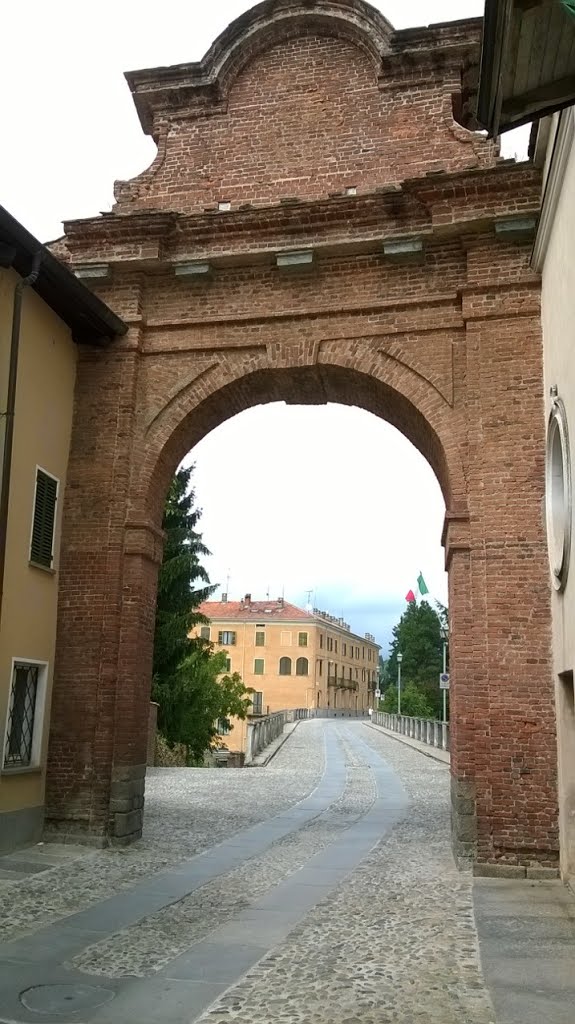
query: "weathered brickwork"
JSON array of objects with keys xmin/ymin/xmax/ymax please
[{"xmin": 46, "ymin": 0, "xmax": 558, "ymax": 868}]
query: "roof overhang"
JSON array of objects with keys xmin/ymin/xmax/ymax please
[
  {"xmin": 477, "ymin": 0, "xmax": 575, "ymax": 136},
  {"xmin": 0, "ymin": 206, "xmax": 127, "ymax": 345}
]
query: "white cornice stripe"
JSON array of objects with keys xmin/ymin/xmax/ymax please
[{"xmin": 532, "ymin": 107, "xmax": 575, "ymax": 272}]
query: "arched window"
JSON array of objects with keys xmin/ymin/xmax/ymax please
[
  {"xmin": 279, "ymin": 657, "xmax": 292, "ymax": 675},
  {"xmin": 296, "ymin": 657, "xmax": 309, "ymax": 676}
]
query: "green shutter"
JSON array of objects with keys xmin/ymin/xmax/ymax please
[
  {"xmin": 30, "ymin": 470, "xmax": 58, "ymax": 567},
  {"xmin": 254, "ymin": 659, "xmax": 264, "ymax": 675}
]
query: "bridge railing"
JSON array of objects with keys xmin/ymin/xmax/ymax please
[
  {"xmin": 371, "ymin": 711, "xmax": 450, "ymax": 753},
  {"xmin": 245, "ymin": 711, "xmax": 290, "ymax": 764}
]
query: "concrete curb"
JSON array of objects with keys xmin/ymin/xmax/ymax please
[
  {"xmin": 247, "ymin": 720, "xmax": 301, "ymax": 767},
  {"xmin": 363, "ymin": 721, "xmax": 450, "ymax": 765}
]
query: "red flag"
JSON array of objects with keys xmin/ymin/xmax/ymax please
[{"xmin": 405, "ymin": 589, "xmax": 416, "ymax": 603}]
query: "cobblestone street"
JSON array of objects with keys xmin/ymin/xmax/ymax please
[{"xmin": 0, "ymin": 720, "xmax": 501, "ymax": 1023}]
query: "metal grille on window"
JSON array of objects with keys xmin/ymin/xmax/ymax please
[
  {"xmin": 30, "ymin": 470, "xmax": 58, "ymax": 568},
  {"xmin": 4, "ymin": 663, "xmax": 39, "ymax": 768},
  {"xmin": 252, "ymin": 691, "xmax": 263, "ymax": 714}
]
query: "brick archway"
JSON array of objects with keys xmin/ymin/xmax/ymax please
[{"xmin": 46, "ymin": 0, "xmax": 558, "ymax": 870}]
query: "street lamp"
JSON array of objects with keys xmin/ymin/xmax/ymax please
[
  {"xmin": 397, "ymin": 652, "xmax": 403, "ymax": 716},
  {"xmin": 440, "ymin": 626, "xmax": 448, "ymax": 723}
]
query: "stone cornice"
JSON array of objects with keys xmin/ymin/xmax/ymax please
[{"xmin": 60, "ymin": 165, "xmax": 541, "ymax": 275}]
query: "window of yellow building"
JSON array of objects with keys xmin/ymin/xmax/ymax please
[
  {"xmin": 298, "ymin": 632, "xmax": 308, "ymax": 647},
  {"xmin": 296, "ymin": 657, "xmax": 308, "ymax": 676},
  {"xmin": 255, "ymin": 629, "xmax": 265, "ymax": 646},
  {"xmin": 218, "ymin": 630, "xmax": 236, "ymax": 645},
  {"xmin": 200, "ymin": 626, "xmax": 210, "ymax": 640},
  {"xmin": 30, "ymin": 468, "xmax": 58, "ymax": 569},
  {"xmin": 280, "ymin": 631, "xmax": 292, "ymax": 646},
  {"xmin": 254, "ymin": 659, "xmax": 264, "ymax": 675},
  {"xmin": 279, "ymin": 657, "xmax": 292, "ymax": 675},
  {"xmin": 3, "ymin": 661, "xmax": 47, "ymax": 769}
]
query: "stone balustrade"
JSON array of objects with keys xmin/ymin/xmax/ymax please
[
  {"xmin": 245, "ymin": 711, "xmax": 291, "ymax": 764},
  {"xmin": 371, "ymin": 711, "xmax": 450, "ymax": 753}
]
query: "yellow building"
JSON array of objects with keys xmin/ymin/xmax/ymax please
[
  {"xmin": 193, "ymin": 595, "xmax": 380, "ymax": 752},
  {"xmin": 0, "ymin": 207, "xmax": 125, "ymax": 852}
]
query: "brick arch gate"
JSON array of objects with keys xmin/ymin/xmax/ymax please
[{"xmin": 46, "ymin": 0, "xmax": 559, "ymax": 870}]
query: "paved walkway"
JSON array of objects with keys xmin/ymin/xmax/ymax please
[{"xmin": 0, "ymin": 720, "xmax": 572, "ymax": 1023}]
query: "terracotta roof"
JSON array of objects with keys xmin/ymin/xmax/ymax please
[{"xmin": 198, "ymin": 600, "xmax": 311, "ymax": 622}]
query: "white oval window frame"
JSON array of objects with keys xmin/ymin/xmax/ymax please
[{"xmin": 545, "ymin": 397, "xmax": 572, "ymax": 592}]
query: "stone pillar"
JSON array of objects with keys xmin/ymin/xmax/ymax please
[
  {"xmin": 446, "ymin": 287, "xmax": 558, "ymax": 870},
  {"xmin": 46, "ymin": 344, "xmax": 148, "ymax": 845}
]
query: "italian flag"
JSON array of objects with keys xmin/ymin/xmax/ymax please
[{"xmin": 405, "ymin": 572, "xmax": 429, "ymax": 603}]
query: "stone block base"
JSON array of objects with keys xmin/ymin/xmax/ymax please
[
  {"xmin": 451, "ymin": 774, "xmax": 477, "ymax": 865},
  {"xmin": 0, "ymin": 804, "xmax": 44, "ymax": 854},
  {"xmin": 109, "ymin": 763, "xmax": 146, "ymax": 843},
  {"xmin": 473, "ymin": 863, "xmax": 560, "ymax": 879}
]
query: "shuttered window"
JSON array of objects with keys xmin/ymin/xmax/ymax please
[
  {"xmin": 30, "ymin": 469, "xmax": 58, "ymax": 568},
  {"xmin": 218, "ymin": 631, "xmax": 236, "ymax": 645},
  {"xmin": 254, "ymin": 659, "xmax": 264, "ymax": 675}
]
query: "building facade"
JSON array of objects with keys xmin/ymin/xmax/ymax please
[
  {"xmin": 475, "ymin": 0, "xmax": 575, "ymax": 883},
  {"xmin": 0, "ymin": 207, "xmax": 124, "ymax": 852},
  {"xmin": 532, "ymin": 111, "xmax": 575, "ymax": 882},
  {"xmin": 193, "ymin": 597, "xmax": 379, "ymax": 751}
]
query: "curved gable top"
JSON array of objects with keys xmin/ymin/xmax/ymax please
[{"xmin": 126, "ymin": 0, "xmax": 394, "ymax": 136}]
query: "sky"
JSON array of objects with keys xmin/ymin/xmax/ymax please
[{"xmin": 0, "ymin": 1, "xmax": 529, "ymax": 652}]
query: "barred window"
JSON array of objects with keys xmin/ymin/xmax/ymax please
[
  {"xmin": 255, "ymin": 630, "xmax": 265, "ymax": 647},
  {"xmin": 3, "ymin": 662, "xmax": 45, "ymax": 768},
  {"xmin": 252, "ymin": 691, "xmax": 263, "ymax": 715},
  {"xmin": 298, "ymin": 632, "xmax": 308, "ymax": 647}
]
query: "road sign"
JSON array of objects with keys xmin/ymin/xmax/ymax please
[
  {"xmin": 439, "ymin": 672, "xmax": 450, "ymax": 690},
  {"xmin": 374, "ymin": 689, "xmax": 381, "ymax": 699}
]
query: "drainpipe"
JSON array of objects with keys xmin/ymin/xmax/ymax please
[{"xmin": 0, "ymin": 251, "xmax": 43, "ymax": 626}]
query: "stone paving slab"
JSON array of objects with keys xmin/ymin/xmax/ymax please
[{"xmin": 474, "ymin": 877, "xmax": 575, "ymax": 1024}]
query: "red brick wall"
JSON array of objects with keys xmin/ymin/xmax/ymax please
[{"xmin": 46, "ymin": 0, "xmax": 558, "ymax": 868}]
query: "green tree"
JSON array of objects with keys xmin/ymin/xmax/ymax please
[
  {"xmin": 153, "ymin": 465, "xmax": 215, "ymax": 686},
  {"xmin": 386, "ymin": 600, "xmax": 445, "ymax": 717},
  {"xmin": 381, "ymin": 682, "xmax": 434, "ymax": 717},
  {"xmin": 159, "ymin": 648, "xmax": 254, "ymax": 763}
]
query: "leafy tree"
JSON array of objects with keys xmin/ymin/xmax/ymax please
[
  {"xmin": 381, "ymin": 682, "xmax": 434, "ymax": 718},
  {"xmin": 153, "ymin": 465, "xmax": 215, "ymax": 685},
  {"xmin": 386, "ymin": 600, "xmax": 445, "ymax": 717},
  {"xmin": 158, "ymin": 648, "xmax": 254, "ymax": 764}
]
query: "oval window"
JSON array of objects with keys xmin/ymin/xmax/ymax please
[{"xmin": 545, "ymin": 398, "xmax": 572, "ymax": 591}]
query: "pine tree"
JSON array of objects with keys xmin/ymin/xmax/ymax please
[
  {"xmin": 153, "ymin": 465, "xmax": 214, "ymax": 685},
  {"xmin": 152, "ymin": 465, "xmax": 253, "ymax": 760}
]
